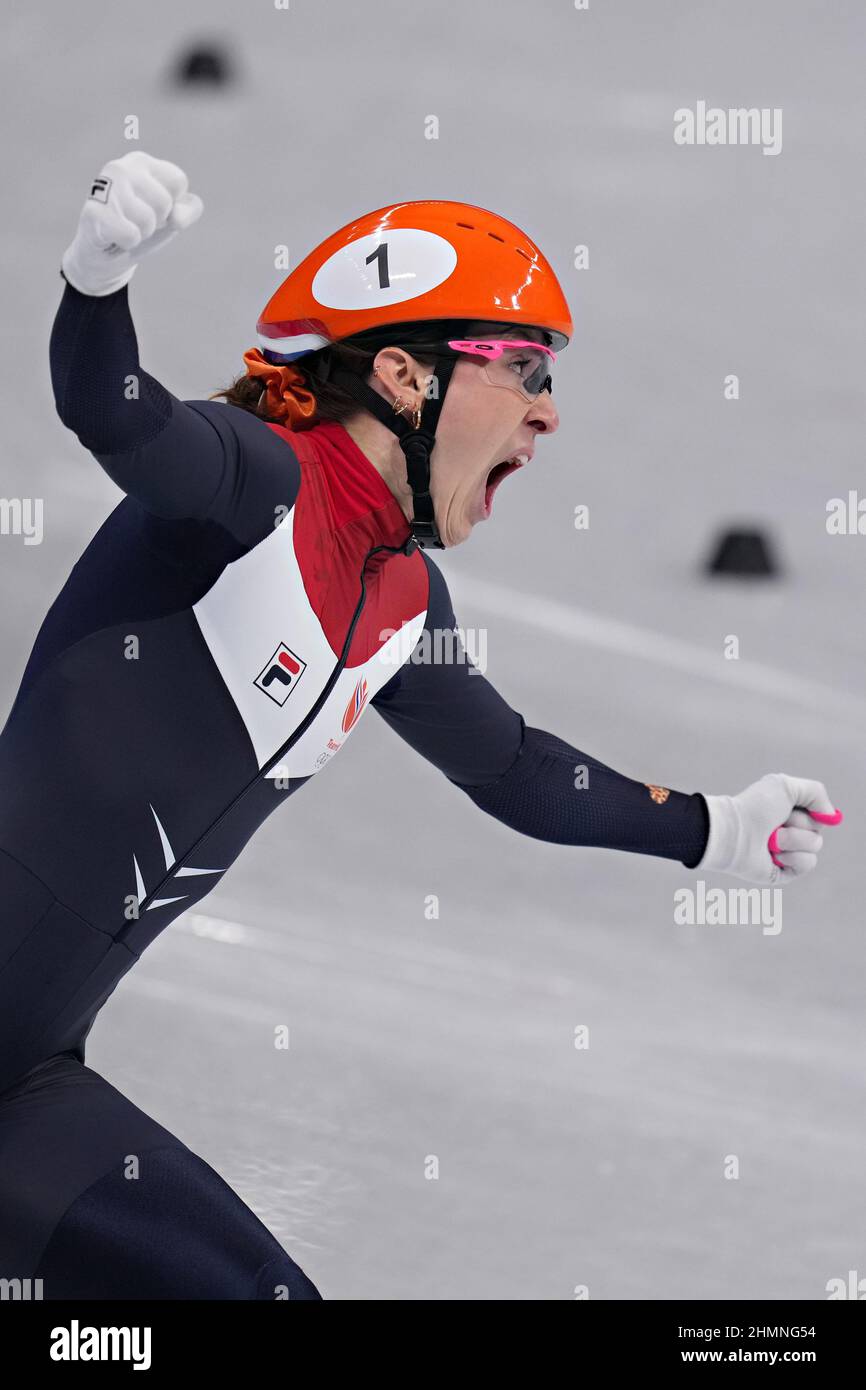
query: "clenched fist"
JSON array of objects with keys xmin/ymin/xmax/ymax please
[
  {"xmin": 699, "ymin": 773, "xmax": 843, "ymax": 885},
  {"xmin": 61, "ymin": 151, "xmax": 204, "ymax": 297}
]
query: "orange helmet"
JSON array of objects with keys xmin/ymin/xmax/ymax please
[
  {"xmin": 256, "ymin": 199, "xmax": 572, "ymax": 357},
  {"xmin": 254, "ymin": 201, "xmax": 572, "ymax": 550}
]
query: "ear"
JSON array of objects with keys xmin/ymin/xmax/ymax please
[{"xmin": 372, "ymin": 346, "xmax": 425, "ymax": 393}]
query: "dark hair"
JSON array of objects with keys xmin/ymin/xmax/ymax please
[
  {"xmin": 211, "ymin": 326, "xmax": 440, "ymax": 427},
  {"xmin": 211, "ymin": 319, "xmax": 548, "ymax": 426}
]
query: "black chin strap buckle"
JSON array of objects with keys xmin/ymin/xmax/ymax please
[{"xmin": 406, "ymin": 517, "xmax": 443, "ymax": 550}]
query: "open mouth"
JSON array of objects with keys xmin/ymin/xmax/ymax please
[{"xmin": 484, "ymin": 453, "xmax": 530, "ymax": 516}]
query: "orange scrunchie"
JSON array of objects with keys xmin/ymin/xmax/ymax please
[{"xmin": 242, "ymin": 347, "xmax": 319, "ymax": 430}]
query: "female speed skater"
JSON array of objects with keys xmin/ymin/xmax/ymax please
[{"xmin": 0, "ymin": 152, "xmax": 842, "ymax": 1299}]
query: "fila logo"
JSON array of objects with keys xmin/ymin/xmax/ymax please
[
  {"xmin": 255, "ymin": 642, "xmax": 308, "ymax": 706},
  {"xmin": 341, "ymin": 677, "xmax": 369, "ymax": 734},
  {"xmin": 88, "ymin": 176, "xmax": 112, "ymax": 202}
]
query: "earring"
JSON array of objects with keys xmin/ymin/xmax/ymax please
[{"xmin": 391, "ymin": 397, "xmax": 423, "ymax": 429}]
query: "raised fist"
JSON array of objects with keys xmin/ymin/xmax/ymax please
[{"xmin": 61, "ymin": 151, "xmax": 204, "ymax": 297}]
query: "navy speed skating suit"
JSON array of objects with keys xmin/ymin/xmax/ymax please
[{"xmin": 0, "ymin": 282, "xmax": 708, "ymax": 1298}]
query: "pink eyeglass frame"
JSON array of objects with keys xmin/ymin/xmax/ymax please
[{"xmin": 446, "ymin": 338, "xmax": 557, "ymax": 363}]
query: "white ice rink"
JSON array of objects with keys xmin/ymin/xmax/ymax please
[{"xmin": 1, "ymin": 0, "xmax": 864, "ymax": 1298}]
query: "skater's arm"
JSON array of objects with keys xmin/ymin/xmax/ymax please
[
  {"xmin": 49, "ymin": 279, "xmax": 300, "ymax": 535},
  {"xmin": 50, "ymin": 150, "xmax": 298, "ymax": 535},
  {"xmin": 372, "ymin": 555, "xmax": 709, "ymax": 868}
]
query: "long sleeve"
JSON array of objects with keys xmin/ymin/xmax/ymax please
[
  {"xmin": 373, "ymin": 555, "xmax": 710, "ymax": 868},
  {"xmin": 49, "ymin": 277, "xmax": 300, "ymax": 538}
]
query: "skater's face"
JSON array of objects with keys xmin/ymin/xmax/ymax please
[
  {"xmin": 368, "ymin": 327, "xmax": 560, "ymax": 548},
  {"xmin": 428, "ymin": 329, "xmax": 560, "ymax": 547}
]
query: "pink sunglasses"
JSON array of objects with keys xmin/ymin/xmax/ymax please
[{"xmin": 446, "ymin": 338, "xmax": 556, "ymax": 398}]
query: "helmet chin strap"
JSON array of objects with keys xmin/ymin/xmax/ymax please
[{"xmin": 327, "ymin": 356, "xmax": 457, "ymax": 552}]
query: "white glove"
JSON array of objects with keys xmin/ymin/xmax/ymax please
[
  {"xmin": 61, "ymin": 151, "xmax": 204, "ymax": 297},
  {"xmin": 698, "ymin": 773, "xmax": 842, "ymax": 885}
]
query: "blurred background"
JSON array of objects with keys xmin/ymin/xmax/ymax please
[{"xmin": 1, "ymin": 0, "xmax": 864, "ymax": 1298}]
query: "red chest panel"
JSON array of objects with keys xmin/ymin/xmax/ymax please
[{"xmin": 267, "ymin": 420, "xmax": 428, "ymax": 665}]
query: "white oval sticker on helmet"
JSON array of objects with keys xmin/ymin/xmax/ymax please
[{"xmin": 311, "ymin": 228, "xmax": 458, "ymax": 310}]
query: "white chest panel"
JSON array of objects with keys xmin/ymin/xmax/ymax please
[{"xmin": 192, "ymin": 507, "xmax": 425, "ymax": 778}]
